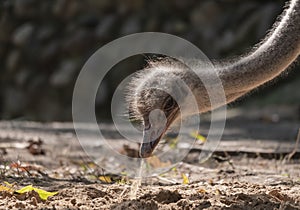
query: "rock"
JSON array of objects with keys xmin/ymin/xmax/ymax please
[
  {"xmin": 77, "ymin": 14, "xmax": 99, "ymax": 29},
  {"xmin": 13, "ymin": 23, "xmax": 34, "ymax": 46},
  {"xmin": 6, "ymin": 50, "xmax": 21, "ymax": 72},
  {"xmin": 52, "ymin": 0, "xmax": 80, "ymax": 20},
  {"xmin": 27, "ymin": 74, "xmax": 47, "ymax": 93},
  {"xmin": 173, "ymin": 0, "xmax": 196, "ymax": 10},
  {"xmin": 39, "ymin": 41, "xmax": 60, "ymax": 65},
  {"xmin": 117, "ymin": 0, "xmax": 144, "ymax": 14},
  {"xmin": 120, "ymin": 15, "xmax": 141, "ymax": 35},
  {"xmin": 95, "ymin": 15, "xmax": 117, "ymax": 39},
  {"xmin": 36, "ymin": 26, "xmax": 55, "ymax": 42},
  {"xmin": 50, "ymin": 60, "xmax": 78, "ymax": 87},
  {"xmin": 62, "ymin": 29, "xmax": 94, "ymax": 54},
  {"xmin": 86, "ymin": 0, "xmax": 111, "ymax": 11},
  {"xmin": 190, "ymin": 1, "xmax": 221, "ymax": 37},
  {"xmin": 14, "ymin": 0, "xmax": 38, "ymax": 18},
  {"xmin": 15, "ymin": 68, "xmax": 30, "ymax": 86},
  {"xmin": 0, "ymin": 12, "xmax": 13, "ymax": 42},
  {"xmin": 0, "ymin": 44, "xmax": 5, "ymax": 59},
  {"xmin": 163, "ymin": 20, "xmax": 187, "ymax": 34},
  {"xmin": 144, "ymin": 17, "xmax": 159, "ymax": 31}
]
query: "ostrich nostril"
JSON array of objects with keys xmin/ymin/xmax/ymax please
[
  {"xmin": 150, "ymin": 139, "xmax": 156, "ymax": 148},
  {"xmin": 139, "ymin": 143, "xmax": 153, "ymax": 158}
]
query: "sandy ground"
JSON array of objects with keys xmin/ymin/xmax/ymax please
[
  {"xmin": 0, "ymin": 108, "xmax": 299, "ymax": 209},
  {"xmin": 1, "ymin": 157, "xmax": 299, "ymax": 210}
]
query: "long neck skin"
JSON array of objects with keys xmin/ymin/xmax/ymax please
[{"xmin": 216, "ymin": 0, "xmax": 300, "ymax": 103}]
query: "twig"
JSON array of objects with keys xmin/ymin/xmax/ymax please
[
  {"xmin": 119, "ymin": 186, "xmax": 128, "ymax": 197},
  {"xmin": 156, "ymin": 176, "xmax": 178, "ymax": 184},
  {"xmin": 285, "ymin": 128, "xmax": 300, "ymax": 161}
]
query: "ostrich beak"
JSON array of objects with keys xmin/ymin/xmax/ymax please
[
  {"xmin": 140, "ymin": 127, "xmax": 164, "ymax": 158},
  {"xmin": 139, "ymin": 109, "xmax": 179, "ymax": 158}
]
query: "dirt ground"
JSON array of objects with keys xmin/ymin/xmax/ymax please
[{"xmin": 0, "ymin": 107, "xmax": 300, "ymax": 209}]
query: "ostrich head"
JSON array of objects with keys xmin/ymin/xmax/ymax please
[
  {"xmin": 127, "ymin": 58, "xmax": 200, "ymax": 158},
  {"xmin": 134, "ymin": 88, "xmax": 180, "ymax": 158}
]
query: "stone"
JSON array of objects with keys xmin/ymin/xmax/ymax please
[
  {"xmin": 117, "ymin": 0, "xmax": 144, "ymax": 14},
  {"xmin": 37, "ymin": 26, "xmax": 55, "ymax": 42},
  {"xmin": 77, "ymin": 14, "xmax": 99, "ymax": 29},
  {"xmin": 14, "ymin": 0, "xmax": 38, "ymax": 18},
  {"xmin": 0, "ymin": 12, "xmax": 13, "ymax": 42},
  {"xmin": 0, "ymin": 44, "xmax": 5, "ymax": 59},
  {"xmin": 6, "ymin": 50, "xmax": 21, "ymax": 72},
  {"xmin": 13, "ymin": 23, "xmax": 34, "ymax": 46},
  {"xmin": 50, "ymin": 60, "xmax": 78, "ymax": 87},
  {"xmin": 62, "ymin": 29, "xmax": 94, "ymax": 54},
  {"xmin": 52, "ymin": 0, "xmax": 80, "ymax": 20},
  {"xmin": 163, "ymin": 20, "xmax": 186, "ymax": 34},
  {"xmin": 120, "ymin": 15, "xmax": 141, "ymax": 35},
  {"xmin": 27, "ymin": 75, "xmax": 47, "ymax": 94},
  {"xmin": 39, "ymin": 41, "xmax": 60, "ymax": 65},
  {"xmin": 95, "ymin": 15, "xmax": 116, "ymax": 39},
  {"xmin": 15, "ymin": 68, "xmax": 30, "ymax": 86},
  {"xmin": 86, "ymin": 0, "xmax": 111, "ymax": 11}
]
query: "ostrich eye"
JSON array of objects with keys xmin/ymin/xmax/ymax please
[{"xmin": 163, "ymin": 96, "xmax": 176, "ymax": 112}]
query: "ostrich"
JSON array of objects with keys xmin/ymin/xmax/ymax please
[{"xmin": 127, "ymin": 0, "xmax": 300, "ymax": 158}]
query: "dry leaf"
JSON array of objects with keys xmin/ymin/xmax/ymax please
[
  {"xmin": 16, "ymin": 185, "xmax": 58, "ymax": 200},
  {"xmin": 181, "ymin": 173, "xmax": 189, "ymax": 184},
  {"xmin": 0, "ymin": 184, "xmax": 14, "ymax": 193},
  {"xmin": 198, "ymin": 188, "xmax": 207, "ymax": 194},
  {"xmin": 190, "ymin": 131, "xmax": 206, "ymax": 143},
  {"xmin": 99, "ymin": 176, "xmax": 112, "ymax": 183},
  {"xmin": 146, "ymin": 156, "xmax": 171, "ymax": 168}
]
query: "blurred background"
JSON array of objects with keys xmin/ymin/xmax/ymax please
[{"xmin": 0, "ymin": 0, "xmax": 299, "ymax": 122}]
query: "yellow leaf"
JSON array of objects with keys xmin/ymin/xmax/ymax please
[
  {"xmin": 99, "ymin": 176, "xmax": 112, "ymax": 183},
  {"xmin": 16, "ymin": 185, "xmax": 34, "ymax": 193},
  {"xmin": 16, "ymin": 185, "xmax": 58, "ymax": 200},
  {"xmin": 3, "ymin": 182, "xmax": 14, "ymax": 187},
  {"xmin": 0, "ymin": 185, "xmax": 14, "ymax": 193},
  {"xmin": 190, "ymin": 131, "xmax": 206, "ymax": 143},
  {"xmin": 0, "ymin": 182, "xmax": 16, "ymax": 193},
  {"xmin": 120, "ymin": 171, "xmax": 128, "ymax": 176},
  {"xmin": 117, "ymin": 178, "xmax": 127, "ymax": 185},
  {"xmin": 181, "ymin": 173, "xmax": 189, "ymax": 184},
  {"xmin": 168, "ymin": 138, "xmax": 178, "ymax": 149},
  {"xmin": 33, "ymin": 188, "xmax": 58, "ymax": 200}
]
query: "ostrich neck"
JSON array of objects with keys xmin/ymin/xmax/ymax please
[
  {"xmin": 215, "ymin": 0, "xmax": 300, "ymax": 102},
  {"xmin": 133, "ymin": 0, "xmax": 300, "ymax": 116}
]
